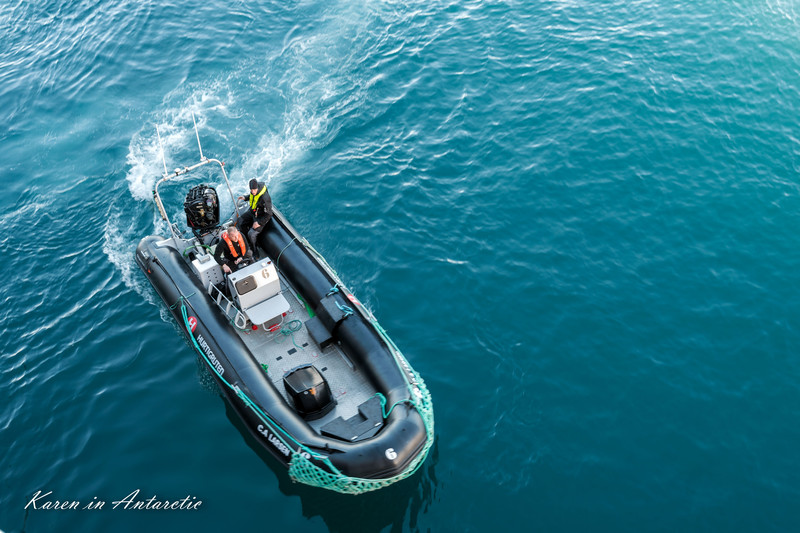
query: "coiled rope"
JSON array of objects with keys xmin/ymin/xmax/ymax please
[{"xmin": 272, "ymin": 319, "xmax": 305, "ymax": 351}]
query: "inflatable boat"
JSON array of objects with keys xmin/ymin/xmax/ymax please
[{"xmin": 134, "ymin": 118, "xmax": 433, "ymax": 494}]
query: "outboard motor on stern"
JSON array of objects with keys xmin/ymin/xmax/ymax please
[{"xmin": 184, "ymin": 184, "xmax": 219, "ymax": 235}]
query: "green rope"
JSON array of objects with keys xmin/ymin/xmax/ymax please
[
  {"xmin": 182, "ymin": 243, "xmax": 212, "ymax": 257},
  {"xmin": 326, "ymin": 285, "xmax": 353, "ymax": 318},
  {"xmin": 335, "ymin": 301, "xmax": 354, "ymax": 317},
  {"xmin": 169, "ymin": 292, "xmax": 196, "ymax": 309},
  {"xmin": 373, "ymin": 392, "xmax": 415, "ymax": 419},
  {"xmin": 273, "ymin": 319, "xmax": 304, "ymax": 351}
]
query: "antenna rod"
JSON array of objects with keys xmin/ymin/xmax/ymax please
[
  {"xmin": 192, "ymin": 112, "xmax": 205, "ymax": 160},
  {"xmin": 156, "ymin": 125, "xmax": 168, "ymax": 177}
]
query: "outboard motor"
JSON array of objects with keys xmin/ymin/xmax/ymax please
[{"xmin": 184, "ymin": 184, "xmax": 219, "ymax": 234}]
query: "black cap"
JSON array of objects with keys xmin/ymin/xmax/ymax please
[{"xmin": 249, "ymin": 179, "xmax": 259, "ymax": 190}]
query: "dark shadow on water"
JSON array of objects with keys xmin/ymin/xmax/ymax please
[{"xmin": 224, "ymin": 400, "xmax": 440, "ymax": 532}]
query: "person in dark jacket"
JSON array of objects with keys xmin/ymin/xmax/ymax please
[
  {"xmin": 214, "ymin": 225, "xmax": 253, "ymax": 274},
  {"xmin": 237, "ymin": 178, "xmax": 272, "ymax": 250}
]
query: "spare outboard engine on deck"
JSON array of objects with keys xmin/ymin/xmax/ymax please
[
  {"xmin": 184, "ymin": 184, "xmax": 219, "ymax": 235},
  {"xmin": 283, "ymin": 364, "xmax": 336, "ymax": 420}
]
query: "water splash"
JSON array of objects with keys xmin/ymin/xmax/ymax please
[
  {"xmin": 102, "ymin": 209, "xmax": 154, "ymax": 301},
  {"xmin": 125, "ymin": 84, "xmax": 235, "ymax": 202},
  {"xmin": 233, "ymin": 2, "xmax": 381, "ymax": 186},
  {"xmin": 108, "ymin": 0, "xmax": 383, "ymax": 311}
]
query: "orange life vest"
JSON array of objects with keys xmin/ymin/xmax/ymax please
[{"xmin": 221, "ymin": 231, "xmax": 246, "ymax": 258}]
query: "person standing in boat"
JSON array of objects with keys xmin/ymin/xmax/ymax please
[
  {"xmin": 237, "ymin": 178, "xmax": 272, "ymax": 251},
  {"xmin": 214, "ymin": 225, "xmax": 254, "ymax": 274}
]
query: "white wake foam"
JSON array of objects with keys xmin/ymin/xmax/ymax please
[
  {"xmin": 109, "ymin": 1, "xmax": 380, "ymax": 306},
  {"xmin": 233, "ymin": 2, "xmax": 378, "ymax": 187}
]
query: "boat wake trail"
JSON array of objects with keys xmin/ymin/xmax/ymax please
[
  {"xmin": 107, "ymin": 0, "xmax": 386, "ymax": 303},
  {"xmin": 104, "ymin": 86, "xmax": 236, "ymax": 308},
  {"xmin": 235, "ymin": 2, "xmax": 384, "ymax": 187}
]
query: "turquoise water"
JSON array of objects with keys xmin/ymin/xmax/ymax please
[{"xmin": 3, "ymin": 0, "xmax": 800, "ymax": 530}]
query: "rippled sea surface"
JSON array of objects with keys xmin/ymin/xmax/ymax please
[{"xmin": 3, "ymin": 0, "xmax": 800, "ymax": 531}]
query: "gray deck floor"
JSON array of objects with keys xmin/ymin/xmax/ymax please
[{"xmin": 234, "ymin": 273, "xmax": 376, "ymax": 432}]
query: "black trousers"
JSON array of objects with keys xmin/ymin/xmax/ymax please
[{"xmin": 237, "ymin": 210, "xmax": 265, "ymax": 249}]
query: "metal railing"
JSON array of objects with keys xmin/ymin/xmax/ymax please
[
  {"xmin": 153, "ymin": 112, "xmax": 244, "ymax": 242},
  {"xmin": 207, "ymin": 281, "xmax": 248, "ymax": 330}
]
